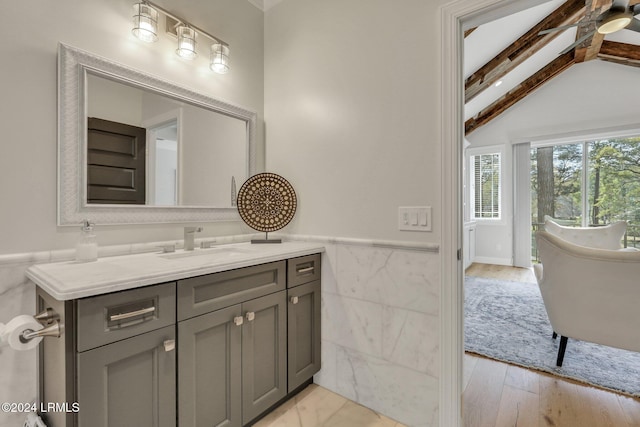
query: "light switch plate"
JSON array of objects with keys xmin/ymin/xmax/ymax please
[{"xmin": 398, "ymin": 206, "xmax": 432, "ymax": 232}]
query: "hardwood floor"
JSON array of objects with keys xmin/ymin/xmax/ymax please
[
  {"xmin": 464, "ymin": 263, "xmax": 640, "ymax": 427},
  {"xmin": 465, "ymin": 262, "xmax": 536, "ymax": 283}
]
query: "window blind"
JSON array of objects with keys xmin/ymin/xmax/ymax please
[{"xmin": 472, "ymin": 153, "xmax": 501, "ymax": 219}]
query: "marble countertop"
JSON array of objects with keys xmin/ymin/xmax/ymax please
[{"xmin": 26, "ymin": 241, "xmax": 325, "ymax": 300}]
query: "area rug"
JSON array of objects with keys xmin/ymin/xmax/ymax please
[{"xmin": 464, "ymin": 275, "xmax": 640, "ymax": 397}]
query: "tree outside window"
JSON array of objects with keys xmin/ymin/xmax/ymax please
[{"xmin": 530, "ymin": 135, "xmax": 640, "ymax": 257}]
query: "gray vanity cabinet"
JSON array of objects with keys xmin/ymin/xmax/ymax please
[
  {"xmin": 177, "ymin": 261, "xmax": 287, "ymax": 426},
  {"xmin": 75, "ymin": 283, "xmax": 177, "ymax": 427},
  {"xmin": 177, "ymin": 305, "xmax": 242, "ymax": 427},
  {"xmin": 35, "ymin": 252, "xmax": 321, "ymax": 427},
  {"xmin": 36, "ymin": 281, "xmax": 177, "ymax": 427},
  {"xmin": 76, "ymin": 326, "xmax": 176, "ymax": 427},
  {"xmin": 241, "ymin": 291, "xmax": 287, "ymax": 424},
  {"xmin": 286, "ymin": 254, "xmax": 322, "ymax": 392}
]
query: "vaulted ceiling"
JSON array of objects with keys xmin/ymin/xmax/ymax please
[{"xmin": 464, "ymin": 0, "xmax": 640, "ymax": 135}]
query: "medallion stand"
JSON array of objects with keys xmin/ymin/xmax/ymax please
[{"xmin": 251, "ymin": 232, "xmax": 282, "ymax": 244}]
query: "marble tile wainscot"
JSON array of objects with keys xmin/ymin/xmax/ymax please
[{"xmin": 284, "ymin": 235, "xmax": 441, "ymax": 427}]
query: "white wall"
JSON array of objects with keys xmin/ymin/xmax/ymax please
[
  {"xmin": 465, "ymin": 145, "xmax": 513, "ymax": 266},
  {"xmin": 264, "ymin": 1, "xmax": 445, "ymax": 425},
  {"xmin": 0, "ymin": 0, "xmax": 264, "ymax": 255},
  {"xmin": 466, "ymin": 59, "xmax": 640, "ymax": 263},
  {"xmin": 264, "ymin": 0, "xmax": 444, "ymax": 244}
]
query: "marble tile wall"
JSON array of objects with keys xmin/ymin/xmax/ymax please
[
  {"xmin": 314, "ymin": 241, "xmax": 441, "ymax": 427},
  {"xmin": 0, "ymin": 254, "xmax": 44, "ymax": 427},
  {"xmin": 0, "ymin": 235, "xmax": 440, "ymax": 427}
]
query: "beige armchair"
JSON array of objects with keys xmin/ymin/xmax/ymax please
[{"xmin": 534, "ymin": 230, "xmax": 640, "ymax": 366}]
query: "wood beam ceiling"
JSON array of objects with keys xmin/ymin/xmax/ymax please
[
  {"xmin": 465, "ymin": 52, "xmax": 575, "ymax": 135},
  {"xmin": 464, "ymin": 0, "xmax": 640, "ymax": 135},
  {"xmin": 464, "ymin": 0, "xmax": 585, "ymax": 103},
  {"xmin": 598, "ymin": 40, "xmax": 640, "ymax": 66}
]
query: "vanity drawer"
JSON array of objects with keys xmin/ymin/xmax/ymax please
[
  {"xmin": 76, "ymin": 282, "xmax": 176, "ymax": 352},
  {"xmin": 177, "ymin": 261, "xmax": 286, "ymax": 321},
  {"xmin": 287, "ymin": 254, "xmax": 321, "ymax": 288}
]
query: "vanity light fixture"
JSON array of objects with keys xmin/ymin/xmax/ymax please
[
  {"xmin": 210, "ymin": 42, "xmax": 230, "ymax": 74},
  {"xmin": 131, "ymin": 1, "xmax": 230, "ymax": 73},
  {"xmin": 176, "ymin": 25, "xmax": 197, "ymax": 60},
  {"xmin": 132, "ymin": 2, "xmax": 159, "ymax": 43}
]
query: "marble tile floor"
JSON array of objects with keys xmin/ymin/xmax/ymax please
[{"xmin": 253, "ymin": 384, "xmax": 407, "ymax": 427}]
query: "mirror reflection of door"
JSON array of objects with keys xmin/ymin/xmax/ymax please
[
  {"xmin": 87, "ymin": 117, "xmax": 146, "ymax": 204},
  {"xmin": 86, "ymin": 71, "xmax": 249, "ymax": 209},
  {"xmin": 148, "ymin": 121, "xmax": 178, "ymax": 206}
]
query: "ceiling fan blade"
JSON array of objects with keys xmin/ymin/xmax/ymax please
[
  {"xmin": 625, "ymin": 17, "xmax": 640, "ymax": 32},
  {"xmin": 538, "ymin": 22, "xmax": 583, "ymax": 35},
  {"xmin": 558, "ymin": 30, "xmax": 596, "ymax": 55}
]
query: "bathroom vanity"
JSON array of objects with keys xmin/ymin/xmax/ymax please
[{"xmin": 26, "ymin": 242, "xmax": 323, "ymax": 427}]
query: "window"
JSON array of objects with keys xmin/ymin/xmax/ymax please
[
  {"xmin": 471, "ymin": 152, "xmax": 501, "ymax": 219},
  {"xmin": 530, "ymin": 134, "xmax": 640, "ymax": 261}
]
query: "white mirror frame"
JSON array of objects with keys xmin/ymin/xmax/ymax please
[{"xmin": 57, "ymin": 43, "xmax": 257, "ymax": 226}]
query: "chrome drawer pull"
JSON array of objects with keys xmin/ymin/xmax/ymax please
[
  {"xmin": 297, "ymin": 266, "xmax": 314, "ymax": 274},
  {"xmin": 109, "ymin": 306, "xmax": 156, "ymax": 322},
  {"xmin": 290, "ymin": 296, "xmax": 299, "ymax": 305}
]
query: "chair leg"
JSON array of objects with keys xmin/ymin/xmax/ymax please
[
  {"xmin": 556, "ymin": 336, "xmax": 568, "ymax": 367},
  {"xmin": 552, "ymin": 331, "xmax": 557, "ymax": 339}
]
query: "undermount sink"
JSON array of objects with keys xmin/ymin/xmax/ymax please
[{"xmin": 159, "ymin": 246, "xmax": 253, "ymax": 260}]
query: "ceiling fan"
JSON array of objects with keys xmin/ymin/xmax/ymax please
[{"xmin": 539, "ymin": 0, "xmax": 640, "ymax": 54}]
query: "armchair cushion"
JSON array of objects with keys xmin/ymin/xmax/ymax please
[{"xmin": 544, "ymin": 217, "xmax": 626, "ymax": 250}]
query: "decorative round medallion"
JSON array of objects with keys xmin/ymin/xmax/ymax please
[{"xmin": 237, "ymin": 173, "xmax": 297, "ymax": 233}]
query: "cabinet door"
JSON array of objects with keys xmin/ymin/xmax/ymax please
[
  {"xmin": 178, "ymin": 305, "xmax": 242, "ymax": 427},
  {"xmin": 76, "ymin": 325, "xmax": 176, "ymax": 427},
  {"xmin": 241, "ymin": 291, "xmax": 287, "ymax": 424},
  {"xmin": 287, "ymin": 280, "xmax": 321, "ymax": 392}
]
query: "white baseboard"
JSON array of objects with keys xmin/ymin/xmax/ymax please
[{"xmin": 472, "ymin": 256, "xmax": 513, "ymax": 266}]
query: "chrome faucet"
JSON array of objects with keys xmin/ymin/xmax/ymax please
[{"xmin": 184, "ymin": 226, "xmax": 203, "ymax": 251}]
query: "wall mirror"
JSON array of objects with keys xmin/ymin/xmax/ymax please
[{"xmin": 58, "ymin": 43, "xmax": 257, "ymax": 225}]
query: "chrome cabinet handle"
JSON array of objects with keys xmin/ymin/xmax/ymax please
[
  {"xmin": 246, "ymin": 312, "xmax": 255, "ymax": 322},
  {"xmin": 163, "ymin": 339, "xmax": 175, "ymax": 352},
  {"xmin": 109, "ymin": 306, "xmax": 155, "ymax": 322},
  {"xmin": 297, "ymin": 266, "xmax": 314, "ymax": 274},
  {"xmin": 233, "ymin": 316, "xmax": 244, "ymax": 326},
  {"xmin": 290, "ymin": 296, "xmax": 299, "ymax": 305}
]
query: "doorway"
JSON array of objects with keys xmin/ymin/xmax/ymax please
[{"xmin": 439, "ymin": 0, "xmax": 552, "ymax": 425}]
